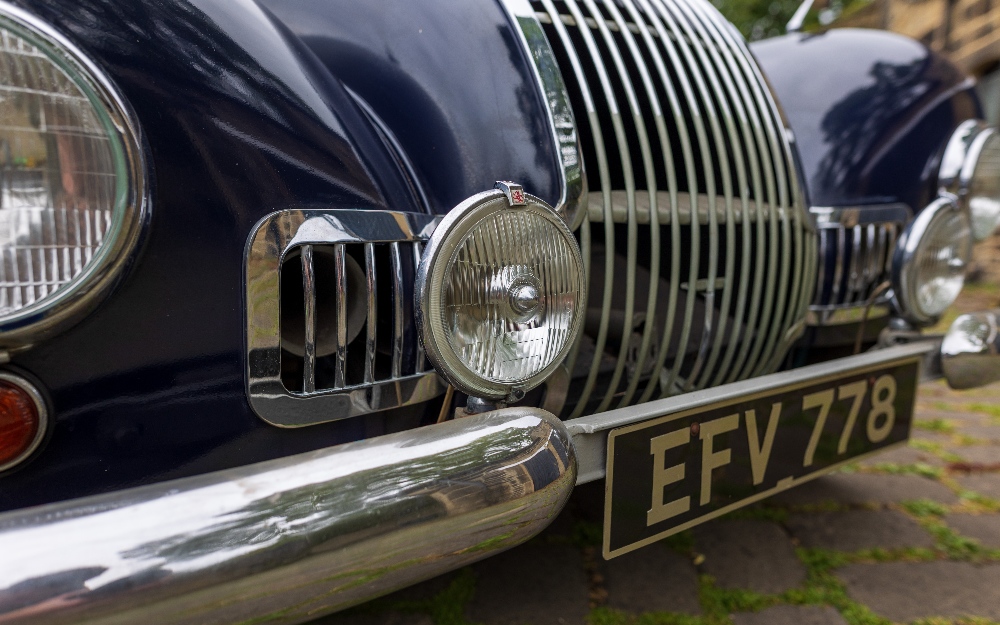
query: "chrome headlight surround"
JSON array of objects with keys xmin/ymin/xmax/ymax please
[
  {"xmin": 939, "ymin": 120, "xmax": 1000, "ymax": 241},
  {"xmin": 891, "ymin": 197, "xmax": 972, "ymax": 325},
  {"xmin": 416, "ymin": 183, "xmax": 586, "ymax": 402},
  {"xmin": 0, "ymin": 2, "xmax": 148, "ymax": 348}
]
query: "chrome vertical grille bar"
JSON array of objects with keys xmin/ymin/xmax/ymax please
[
  {"xmin": 651, "ymin": 0, "xmax": 724, "ymax": 392},
  {"xmin": 389, "ymin": 241, "xmax": 404, "ymax": 380},
  {"xmin": 684, "ymin": 0, "xmax": 767, "ymax": 389},
  {"xmin": 641, "ymin": 0, "xmax": 709, "ymax": 398},
  {"xmin": 578, "ymin": 0, "xmax": 644, "ymax": 414},
  {"xmin": 333, "ymin": 243, "xmax": 348, "ymax": 389},
  {"xmin": 541, "ymin": 0, "xmax": 617, "ymax": 421},
  {"xmin": 301, "ymin": 244, "xmax": 316, "ymax": 394},
  {"xmin": 675, "ymin": 0, "xmax": 751, "ymax": 390},
  {"xmin": 364, "ymin": 242, "xmax": 377, "ymax": 386},
  {"xmin": 632, "ymin": 0, "xmax": 693, "ymax": 405},
  {"xmin": 606, "ymin": 0, "xmax": 667, "ymax": 407},
  {"xmin": 518, "ymin": 0, "xmax": 814, "ymax": 416}
]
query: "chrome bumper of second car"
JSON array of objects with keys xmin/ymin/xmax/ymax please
[
  {"xmin": 0, "ymin": 407, "xmax": 575, "ymax": 625},
  {"xmin": 942, "ymin": 308, "xmax": 1000, "ymax": 389}
]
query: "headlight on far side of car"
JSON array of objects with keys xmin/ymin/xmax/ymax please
[
  {"xmin": 892, "ymin": 197, "xmax": 972, "ymax": 325},
  {"xmin": 940, "ymin": 120, "xmax": 1000, "ymax": 241},
  {"xmin": 416, "ymin": 182, "xmax": 586, "ymax": 404},
  {"xmin": 0, "ymin": 2, "xmax": 147, "ymax": 348}
]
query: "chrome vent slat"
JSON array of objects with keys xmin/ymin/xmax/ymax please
[
  {"xmin": 522, "ymin": 0, "xmax": 813, "ymax": 416},
  {"xmin": 333, "ymin": 243, "xmax": 348, "ymax": 389},
  {"xmin": 364, "ymin": 242, "xmax": 377, "ymax": 385},
  {"xmin": 301, "ymin": 244, "xmax": 316, "ymax": 394},
  {"xmin": 412, "ymin": 241, "xmax": 426, "ymax": 374},
  {"xmin": 389, "ymin": 241, "xmax": 405, "ymax": 380}
]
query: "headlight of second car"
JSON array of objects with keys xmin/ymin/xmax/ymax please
[
  {"xmin": 892, "ymin": 197, "xmax": 972, "ymax": 324},
  {"xmin": 965, "ymin": 130, "xmax": 1000, "ymax": 241}
]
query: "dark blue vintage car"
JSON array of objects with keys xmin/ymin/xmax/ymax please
[{"xmin": 0, "ymin": 0, "xmax": 996, "ymax": 622}]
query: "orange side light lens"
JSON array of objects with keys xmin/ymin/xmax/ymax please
[{"xmin": 0, "ymin": 380, "xmax": 40, "ymax": 468}]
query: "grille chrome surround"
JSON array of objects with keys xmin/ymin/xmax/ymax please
[
  {"xmin": 504, "ymin": 0, "xmax": 816, "ymax": 417},
  {"xmin": 808, "ymin": 204, "xmax": 909, "ymax": 326},
  {"xmin": 245, "ymin": 210, "xmax": 443, "ymax": 427}
]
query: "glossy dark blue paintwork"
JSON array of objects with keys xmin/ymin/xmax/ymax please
[
  {"xmin": 0, "ymin": 0, "xmax": 561, "ymax": 511},
  {"xmin": 753, "ymin": 29, "xmax": 981, "ymax": 212}
]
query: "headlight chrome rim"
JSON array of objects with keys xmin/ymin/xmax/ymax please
[
  {"xmin": 416, "ymin": 185, "xmax": 586, "ymax": 401},
  {"xmin": 891, "ymin": 197, "xmax": 972, "ymax": 325},
  {"xmin": 0, "ymin": 1, "xmax": 148, "ymax": 347}
]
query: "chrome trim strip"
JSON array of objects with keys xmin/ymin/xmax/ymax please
[
  {"xmin": 811, "ymin": 203, "xmax": 912, "ymax": 228},
  {"xmin": 301, "ymin": 244, "xmax": 317, "ymax": 393},
  {"xmin": 0, "ymin": 408, "xmax": 576, "ymax": 625},
  {"xmin": 567, "ymin": 342, "xmax": 935, "ymax": 484},
  {"xmin": 0, "ymin": 1, "xmax": 150, "ymax": 349},
  {"xmin": 500, "ymin": 0, "xmax": 587, "ymax": 229},
  {"xmin": 245, "ymin": 209, "xmax": 443, "ymax": 427}
]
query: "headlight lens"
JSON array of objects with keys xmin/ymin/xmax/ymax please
[
  {"xmin": 417, "ymin": 184, "xmax": 585, "ymax": 401},
  {"xmin": 966, "ymin": 131, "xmax": 1000, "ymax": 241},
  {"xmin": 893, "ymin": 198, "xmax": 972, "ymax": 323},
  {"xmin": 0, "ymin": 5, "xmax": 145, "ymax": 345}
]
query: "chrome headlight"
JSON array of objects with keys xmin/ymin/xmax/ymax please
[
  {"xmin": 892, "ymin": 198, "xmax": 972, "ymax": 324},
  {"xmin": 940, "ymin": 121, "xmax": 1000, "ymax": 241},
  {"xmin": 0, "ymin": 3, "xmax": 146, "ymax": 346},
  {"xmin": 416, "ymin": 182, "xmax": 585, "ymax": 402},
  {"xmin": 964, "ymin": 130, "xmax": 1000, "ymax": 241}
]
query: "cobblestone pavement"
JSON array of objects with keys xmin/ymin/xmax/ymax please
[{"xmin": 318, "ymin": 269, "xmax": 1000, "ymax": 625}]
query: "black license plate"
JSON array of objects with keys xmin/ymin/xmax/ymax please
[{"xmin": 604, "ymin": 357, "xmax": 920, "ymax": 558}]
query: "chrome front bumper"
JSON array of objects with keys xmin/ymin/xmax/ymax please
[
  {"xmin": 0, "ymin": 408, "xmax": 575, "ymax": 625},
  {"xmin": 0, "ymin": 335, "xmax": 995, "ymax": 625}
]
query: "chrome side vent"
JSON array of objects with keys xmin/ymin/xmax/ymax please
[
  {"xmin": 809, "ymin": 204, "xmax": 908, "ymax": 324},
  {"xmin": 245, "ymin": 210, "xmax": 442, "ymax": 427},
  {"xmin": 507, "ymin": 0, "xmax": 816, "ymax": 418}
]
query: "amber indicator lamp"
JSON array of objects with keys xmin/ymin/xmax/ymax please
[{"xmin": 0, "ymin": 378, "xmax": 45, "ymax": 472}]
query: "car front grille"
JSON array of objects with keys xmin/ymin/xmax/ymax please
[{"xmin": 514, "ymin": 0, "xmax": 816, "ymax": 416}]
